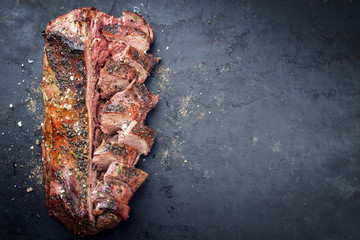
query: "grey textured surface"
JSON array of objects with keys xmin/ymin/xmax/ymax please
[{"xmin": 0, "ymin": 0, "xmax": 360, "ymax": 239}]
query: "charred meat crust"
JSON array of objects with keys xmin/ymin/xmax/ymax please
[{"xmin": 42, "ymin": 7, "xmax": 159, "ymax": 235}]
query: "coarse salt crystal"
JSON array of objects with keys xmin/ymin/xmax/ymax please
[
  {"xmin": 9, "ymin": 104, "xmax": 13, "ymax": 108},
  {"xmin": 165, "ymin": 46, "xmax": 169, "ymax": 50},
  {"xmin": 18, "ymin": 121, "xmax": 22, "ymax": 127},
  {"xmin": 70, "ymin": 76, "xmax": 74, "ymax": 80},
  {"xmin": 30, "ymin": 146, "xmax": 34, "ymax": 150},
  {"xmin": 133, "ymin": 6, "xmax": 140, "ymax": 13},
  {"xmin": 28, "ymin": 60, "xmax": 33, "ymax": 64},
  {"xmin": 63, "ymin": 104, "xmax": 72, "ymax": 110}
]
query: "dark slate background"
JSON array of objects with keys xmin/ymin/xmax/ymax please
[{"xmin": 0, "ymin": 0, "xmax": 360, "ymax": 239}]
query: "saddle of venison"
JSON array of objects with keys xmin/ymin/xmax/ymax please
[{"xmin": 41, "ymin": 7, "xmax": 159, "ymax": 235}]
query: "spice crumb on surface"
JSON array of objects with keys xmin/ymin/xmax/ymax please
[
  {"xmin": 27, "ymin": 187, "xmax": 33, "ymax": 193},
  {"xmin": 36, "ymin": 140, "xmax": 40, "ymax": 145}
]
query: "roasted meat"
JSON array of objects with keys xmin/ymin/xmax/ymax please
[
  {"xmin": 99, "ymin": 82, "xmax": 159, "ymax": 135},
  {"xmin": 41, "ymin": 7, "xmax": 159, "ymax": 235}
]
